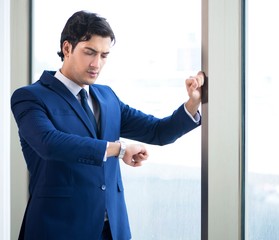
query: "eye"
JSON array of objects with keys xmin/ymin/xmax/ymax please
[
  {"xmin": 84, "ymin": 50, "xmax": 95, "ymax": 55},
  {"xmin": 101, "ymin": 53, "xmax": 109, "ymax": 59}
]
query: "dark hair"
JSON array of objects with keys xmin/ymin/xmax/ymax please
[{"xmin": 57, "ymin": 11, "xmax": 115, "ymax": 61}]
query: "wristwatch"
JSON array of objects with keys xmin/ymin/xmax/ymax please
[{"xmin": 116, "ymin": 140, "xmax": 126, "ymax": 159}]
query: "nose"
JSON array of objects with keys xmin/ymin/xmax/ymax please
[{"xmin": 90, "ymin": 55, "xmax": 101, "ymax": 69}]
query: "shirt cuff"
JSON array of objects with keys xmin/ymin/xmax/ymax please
[
  {"xmin": 183, "ymin": 104, "xmax": 200, "ymax": 123},
  {"xmin": 103, "ymin": 142, "xmax": 109, "ymax": 162}
]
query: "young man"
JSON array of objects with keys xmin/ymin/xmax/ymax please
[{"xmin": 11, "ymin": 10, "xmax": 203, "ymax": 240}]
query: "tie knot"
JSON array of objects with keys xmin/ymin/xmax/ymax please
[{"xmin": 79, "ymin": 88, "xmax": 88, "ymax": 100}]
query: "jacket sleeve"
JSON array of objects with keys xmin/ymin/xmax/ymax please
[
  {"xmin": 119, "ymin": 101, "xmax": 201, "ymax": 145},
  {"xmin": 11, "ymin": 87, "xmax": 107, "ymax": 166}
]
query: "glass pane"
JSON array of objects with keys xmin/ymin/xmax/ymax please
[
  {"xmin": 246, "ymin": 0, "xmax": 279, "ymax": 239},
  {"xmin": 33, "ymin": 1, "xmax": 201, "ymax": 239}
]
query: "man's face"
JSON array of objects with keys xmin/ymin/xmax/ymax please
[{"xmin": 61, "ymin": 35, "xmax": 112, "ymax": 87}]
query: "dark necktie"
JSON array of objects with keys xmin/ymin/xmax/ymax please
[{"xmin": 79, "ymin": 88, "xmax": 99, "ymax": 137}]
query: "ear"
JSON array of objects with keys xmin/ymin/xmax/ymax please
[{"xmin": 62, "ymin": 41, "xmax": 72, "ymax": 58}]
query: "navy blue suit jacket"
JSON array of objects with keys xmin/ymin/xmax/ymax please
[{"xmin": 11, "ymin": 71, "xmax": 201, "ymax": 240}]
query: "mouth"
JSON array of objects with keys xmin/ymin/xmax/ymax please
[{"xmin": 87, "ymin": 70, "xmax": 98, "ymax": 78}]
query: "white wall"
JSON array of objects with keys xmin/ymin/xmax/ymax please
[
  {"xmin": 10, "ymin": 0, "xmax": 29, "ymax": 239},
  {"xmin": 0, "ymin": 0, "xmax": 11, "ymax": 239}
]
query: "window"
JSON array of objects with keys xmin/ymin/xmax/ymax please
[
  {"xmin": 32, "ymin": 0, "xmax": 201, "ymax": 238},
  {"xmin": 246, "ymin": 0, "xmax": 279, "ymax": 239}
]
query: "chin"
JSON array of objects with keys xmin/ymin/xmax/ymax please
[{"xmin": 84, "ymin": 77, "xmax": 97, "ymax": 85}]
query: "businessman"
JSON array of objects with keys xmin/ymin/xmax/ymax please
[{"xmin": 11, "ymin": 10, "xmax": 204, "ymax": 240}]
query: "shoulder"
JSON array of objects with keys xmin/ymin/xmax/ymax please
[
  {"xmin": 11, "ymin": 81, "xmax": 41, "ymax": 100},
  {"xmin": 92, "ymin": 84, "xmax": 113, "ymax": 92},
  {"xmin": 91, "ymin": 84, "xmax": 119, "ymax": 99}
]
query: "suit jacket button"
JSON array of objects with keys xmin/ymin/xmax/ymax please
[{"xmin": 101, "ymin": 185, "xmax": 106, "ymax": 191}]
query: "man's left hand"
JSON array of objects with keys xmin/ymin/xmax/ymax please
[{"xmin": 185, "ymin": 71, "xmax": 204, "ymax": 117}]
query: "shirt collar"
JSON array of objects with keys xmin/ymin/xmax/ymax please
[{"xmin": 54, "ymin": 70, "xmax": 90, "ymax": 98}]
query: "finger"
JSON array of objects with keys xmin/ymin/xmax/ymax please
[
  {"xmin": 185, "ymin": 78, "xmax": 194, "ymax": 88},
  {"xmin": 186, "ymin": 72, "xmax": 204, "ymax": 88},
  {"xmin": 186, "ymin": 78, "xmax": 198, "ymax": 90},
  {"xmin": 190, "ymin": 75, "xmax": 203, "ymax": 88},
  {"xmin": 197, "ymin": 71, "xmax": 205, "ymax": 87},
  {"xmin": 133, "ymin": 154, "xmax": 147, "ymax": 162},
  {"xmin": 139, "ymin": 152, "xmax": 148, "ymax": 160},
  {"xmin": 133, "ymin": 160, "xmax": 142, "ymax": 167}
]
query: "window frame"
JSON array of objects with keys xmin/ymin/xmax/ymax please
[{"xmin": 201, "ymin": 0, "xmax": 245, "ymax": 239}]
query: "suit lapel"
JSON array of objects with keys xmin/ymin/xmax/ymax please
[{"xmin": 40, "ymin": 71, "xmax": 98, "ymax": 138}]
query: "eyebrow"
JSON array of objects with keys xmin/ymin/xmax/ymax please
[{"xmin": 84, "ymin": 47, "xmax": 110, "ymax": 55}]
